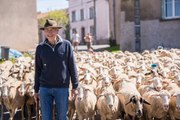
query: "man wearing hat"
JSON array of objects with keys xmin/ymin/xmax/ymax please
[{"xmin": 34, "ymin": 19, "xmax": 78, "ymax": 120}]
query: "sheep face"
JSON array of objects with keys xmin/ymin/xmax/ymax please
[
  {"xmin": 136, "ymin": 76, "xmax": 142, "ymax": 88},
  {"xmin": 2, "ymin": 86, "xmax": 9, "ymax": 98},
  {"xmin": 76, "ymin": 87, "xmax": 84, "ymax": 101},
  {"xmin": 102, "ymin": 76, "xmax": 111, "ymax": 87},
  {"xmin": 155, "ymin": 90, "xmax": 171, "ymax": 112},
  {"xmin": 104, "ymin": 93, "xmax": 115, "ymax": 110},
  {"xmin": 83, "ymin": 73, "xmax": 92, "ymax": 84},
  {"xmin": 173, "ymin": 93, "xmax": 180, "ymax": 112},
  {"xmin": 175, "ymin": 75, "xmax": 180, "ymax": 87},
  {"xmin": 26, "ymin": 84, "xmax": 35, "ymax": 97},
  {"xmin": 153, "ymin": 77, "xmax": 163, "ymax": 92},
  {"xmin": 76, "ymin": 85, "xmax": 93, "ymax": 101},
  {"xmin": 18, "ymin": 83, "xmax": 26, "ymax": 96},
  {"xmin": 176, "ymin": 95, "xmax": 180, "ymax": 112},
  {"xmin": 110, "ymin": 68, "xmax": 122, "ymax": 78},
  {"xmin": 126, "ymin": 96, "xmax": 143, "ymax": 117}
]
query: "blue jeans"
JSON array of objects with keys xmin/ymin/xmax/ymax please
[{"xmin": 40, "ymin": 87, "xmax": 69, "ymax": 120}]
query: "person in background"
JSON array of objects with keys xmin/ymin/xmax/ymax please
[
  {"xmin": 34, "ymin": 19, "xmax": 78, "ymax": 120},
  {"xmin": 71, "ymin": 31, "xmax": 80, "ymax": 52},
  {"xmin": 84, "ymin": 33, "xmax": 93, "ymax": 52}
]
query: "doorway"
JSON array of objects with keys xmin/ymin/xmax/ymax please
[{"xmin": 81, "ymin": 27, "xmax": 85, "ymax": 45}]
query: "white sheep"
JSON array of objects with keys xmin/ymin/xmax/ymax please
[
  {"xmin": 116, "ymin": 80, "xmax": 150, "ymax": 120},
  {"xmin": 143, "ymin": 89, "xmax": 171, "ymax": 120},
  {"xmin": 97, "ymin": 91, "xmax": 120, "ymax": 120},
  {"xmin": 75, "ymin": 84, "xmax": 97, "ymax": 120}
]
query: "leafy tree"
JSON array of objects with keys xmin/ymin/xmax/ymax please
[{"xmin": 38, "ymin": 10, "xmax": 68, "ymax": 27}]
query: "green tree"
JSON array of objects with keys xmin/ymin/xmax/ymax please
[{"xmin": 38, "ymin": 10, "xmax": 68, "ymax": 27}]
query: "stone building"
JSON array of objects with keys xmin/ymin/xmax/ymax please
[
  {"xmin": 109, "ymin": 0, "xmax": 180, "ymax": 51},
  {"xmin": 0, "ymin": 0, "xmax": 38, "ymax": 51}
]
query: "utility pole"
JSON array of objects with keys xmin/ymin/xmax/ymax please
[
  {"xmin": 112, "ymin": 0, "xmax": 116, "ymax": 46},
  {"xmin": 93, "ymin": 0, "xmax": 96, "ymax": 43},
  {"xmin": 134, "ymin": 0, "xmax": 141, "ymax": 52}
]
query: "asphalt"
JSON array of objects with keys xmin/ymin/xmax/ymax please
[{"xmin": 77, "ymin": 44, "xmax": 110, "ymax": 51}]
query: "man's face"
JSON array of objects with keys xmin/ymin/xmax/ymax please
[{"xmin": 44, "ymin": 27, "xmax": 59, "ymax": 40}]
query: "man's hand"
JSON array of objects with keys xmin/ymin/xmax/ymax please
[
  {"xmin": 34, "ymin": 92, "xmax": 40, "ymax": 103},
  {"xmin": 71, "ymin": 89, "xmax": 78, "ymax": 100}
]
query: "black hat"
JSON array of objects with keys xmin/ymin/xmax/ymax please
[{"xmin": 40, "ymin": 19, "xmax": 62, "ymax": 30}]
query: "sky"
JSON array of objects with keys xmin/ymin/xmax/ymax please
[{"xmin": 37, "ymin": 0, "xmax": 68, "ymax": 13}]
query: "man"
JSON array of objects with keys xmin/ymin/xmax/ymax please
[
  {"xmin": 84, "ymin": 33, "xmax": 93, "ymax": 52},
  {"xmin": 34, "ymin": 19, "xmax": 78, "ymax": 120},
  {"xmin": 71, "ymin": 31, "xmax": 80, "ymax": 52}
]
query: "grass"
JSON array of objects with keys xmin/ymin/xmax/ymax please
[{"xmin": 103, "ymin": 45, "xmax": 120, "ymax": 52}]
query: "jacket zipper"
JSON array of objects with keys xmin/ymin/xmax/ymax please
[
  {"xmin": 44, "ymin": 43, "xmax": 57, "ymax": 52},
  {"xmin": 44, "ymin": 42, "xmax": 66, "ymax": 84}
]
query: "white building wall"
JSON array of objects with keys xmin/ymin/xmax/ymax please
[
  {"xmin": 68, "ymin": 0, "xmax": 110, "ymax": 44},
  {"xmin": 96, "ymin": 0, "xmax": 110, "ymax": 44}
]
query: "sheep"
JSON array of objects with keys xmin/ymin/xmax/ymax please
[
  {"xmin": 165, "ymin": 82, "xmax": 180, "ymax": 120},
  {"xmin": 79, "ymin": 71, "xmax": 97, "ymax": 90},
  {"xmin": 75, "ymin": 84, "xmax": 97, "ymax": 120},
  {"xmin": 142, "ymin": 89, "xmax": 171, "ymax": 120},
  {"xmin": 67, "ymin": 83, "xmax": 76, "ymax": 120},
  {"xmin": 138, "ymin": 77, "xmax": 165, "ymax": 96},
  {"xmin": 116, "ymin": 80, "xmax": 150, "ymax": 120},
  {"xmin": 174, "ymin": 74, "xmax": 180, "ymax": 87},
  {"xmin": 25, "ymin": 83, "xmax": 35, "ymax": 120},
  {"xmin": 95, "ymin": 76, "xmax": 114, "ymax": 96},
  {"xmin": 96, "ymin": 91, "xmax": 120, "ymax": 120},
  {"xmin": 0, "ymin": 60, "xmax": 13, "ymax": 78},
  {"xmin": 68, "ymin": 97, "xmax": 75, "ymax": 120},
  {"xmin": 169, "ymin": 90, "xmax": 180, "ymax": 120},
  {"xmin": 2, "ymin": 82, "xmax": 26, "ymax": 120},
  {"xmin": 108, "ymin": 67, "xmax": 123, "ymax": 83}
]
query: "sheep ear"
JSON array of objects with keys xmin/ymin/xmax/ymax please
[
  {"xmin": 143, "ymin": 99, "xmax": 151, "ymax": 105},
  {"xmin": 162, "ymin": 80, "xmax": 168, "ymax": 84},
  {"xmin": 151, "ymin": 93, "xmax": 160, "ymax": 97},
  {"xmin": 98, "ymin": 94, "xmax": 105, "ymax": 99},
  {"xmin": 115, "ymin": 92, "xmax": 122, "ymax": 95},
  {"xmin": 125, "ymin": 96, "xmax": 135, "ymax": 105},
  {"xmin": 172, "ymin": 93, "xmax": 177, "ymax": 97},
  {"xmin": 125, "ymin": 100, "xmax": 131, "ymax": 105}
]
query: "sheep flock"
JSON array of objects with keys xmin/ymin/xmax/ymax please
[{"xmin": 0, "ymin": 47, "xmax": 180, "ymax": 120}]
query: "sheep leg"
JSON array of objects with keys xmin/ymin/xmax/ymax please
[
  {"xmin": 53, "ymin": 104, "xmax": 56, "ymax": 120},
  {"xmin": 27, "ymin": 104, "xmax": 32, "ymax": 120},
  {"xmin": 90, "ymin": 115, "xmax": 95, "ymax": 120},
  {"xmin": 68, "ymin": 108, "xmax": 75, "ymax": 120},
  {"xmin": 100, "ymin": 115, "xmax": 106, "ymax": 120},
  {"xmin": 36, "ymin": 99, "xmax": 40, "ymax": 120},
  {"xmin": 9, "ymin": 109, "xmax": 15, "ymax": 120},
  {"xmin": 0, "ymin": 103, "xmax": 3, "ymax": 120},
  {"xmin": 78, "ymin": 115, "xmax": 83, "ymax": 120},
  {"xmin": 21, "ymin": 106, "xmax": 24, "ymax": 120}
]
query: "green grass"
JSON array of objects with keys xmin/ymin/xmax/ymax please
[{"xmin": 103, "ymin": 45, "xmax": 120, "ymax": 52}]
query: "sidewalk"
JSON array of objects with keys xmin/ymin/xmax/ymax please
[{"xmin": 77, "ymin": 44, "xmax": 110, "ymax": 51}]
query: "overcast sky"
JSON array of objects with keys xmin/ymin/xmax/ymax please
[{"xmin": 37, "ymin": 0, "xmax": 68, "ymax": 12}]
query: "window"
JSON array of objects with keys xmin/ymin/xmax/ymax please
[
  {"xmin": 80, "ymin": 9, "xmax": 84, "ymax": 21},
  {"xmin": 162, "ymin": 0, "xmax": 180, "ymax": 19},
  {"xmin": 72, "ymin": 11, "xmax": 76, "ymax": 22},
  {"xmin": 90, "ymin": 26, "xmax": 94, "ymax": 35},
  {"xmin": 89, "ymin": 7, "xmax": 94, "ymax": 19}
]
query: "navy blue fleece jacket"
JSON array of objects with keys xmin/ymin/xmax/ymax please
[{"xmin": 34, "ymin": 36, "xmax": 78, "ymax": 93}]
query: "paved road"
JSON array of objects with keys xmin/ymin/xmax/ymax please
[{"xmin": 77, "ymin": 44, "xmax": 110, "ymax": 51}]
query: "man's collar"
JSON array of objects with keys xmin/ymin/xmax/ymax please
[{"xmin": 43, "ymin": 34, "xmax": 63, "ymax": 45}]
